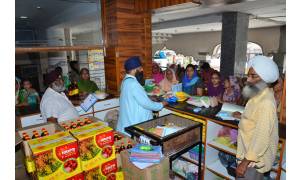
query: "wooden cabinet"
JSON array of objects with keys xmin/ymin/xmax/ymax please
[
  {"xmin": 93, "ymin": 98, "xmax": 119, "ymax": 112},
  {"xmin": 280, "ymin": 77, "xmax": 286, "ymax": 124},
  {"xmin": 159, "ymin": 108, "xmax": 174, "ymax": 117},
  {"xmin": 204, "ymin": 121, "xmax": 236, "ymax": 180},
  {"xmin": 204, "ymin": 120, "xmax": 285, "ymax": 180},
  {"xmin": 94, "ymin": 107, "xmax": 119, "ymax": 122},
  {"xmin": 75, "ymin": 105, "xmax": 93, "ymax": 116}
]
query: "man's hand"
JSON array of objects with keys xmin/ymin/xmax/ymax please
[
  {"xmin": 232, "ymin": 111, "xmax": 242, "ymax": 119},
  {"xmin": 162, "ymin": 101, "xmax": 168, "ymax": 106},
  {"xmin": 236, "ymin": 159, "xmax": 251, "ymax": 178}
]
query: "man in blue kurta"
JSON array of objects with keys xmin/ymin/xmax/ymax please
[{"xmin": 117, "ymin": 56, "xmax": 167, "ymax": 134}]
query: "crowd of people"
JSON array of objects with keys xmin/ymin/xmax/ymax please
[
  {"xmin": 15, "ymin": 55, "xmax": 285, "ymax": 179},
  {"xmin": 117, "ymin": 56, "xmax": 283, "ymax": 179},
  {"xmin": 152, "ymin": 61, "xmax": 284, "ymax": 108}
]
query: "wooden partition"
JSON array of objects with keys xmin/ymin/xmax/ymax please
[
  {"xmin": 280, "ymin": 77, "xmax": 286, "ymax": 124},
  {"xmin": 101, "ymin": 0, "xmax": 194, "ymax": 95}
]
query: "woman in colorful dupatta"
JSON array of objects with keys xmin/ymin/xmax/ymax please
[
  {"xmin": 78, "ymin": 68, "xmax": 99, "ymax": 94},
  {"xmin": 159, "ymin": 68, "xmax": 179, "ymax": 92},
  {"xmin": 152, "ymin": 62, "xmax": 164, "ymax": 84},
  {"xmin": 182, "ymin": 64, "xmax": 204, "ymax": 96}
]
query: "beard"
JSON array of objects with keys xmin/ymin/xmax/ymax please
[
  {"xmin": 135, "ymin": 70, "xmax": 145, "ymax": 86},
  {"xmin": 242, "ymin": 80, "xmax": 268, "ymax": 99},
  {"xmin": 52, "ymin": 83, "xmax": 66, "ymax": 93}
]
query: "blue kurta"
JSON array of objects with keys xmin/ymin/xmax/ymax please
[{"xmin": 117, "ymin": 74, "xmax": 163, "ymax": 134}]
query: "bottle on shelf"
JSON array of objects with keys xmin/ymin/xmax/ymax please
[
  {"xmin": 22, "ymin": 132, "xmax": 30, "ymax": 141},
  {"xmin": 120, "ymin": 143, "xmax": 126, "ymax": 152},
  {"xmin": 127, "ymin": 141, "xmax": 133, "ymax": 149},
  {"xmin": 71, "ymin": 122, "xmax": 77, "ymax": 129},
  {"xmin": 41, "ymin": 128, "xmax": 49, "ymax": 137},
  {"xmin": 115, "ymin": 145, "xmax": 120, "ymax": 154},
  {"xmin": 117, "ymin": 134, "xmax": 122, "ymax": 141},
  {"xmin": 31, "ymin": 130, "xmax": 40, "ymax": 139},
  {"xmin": 84, "ymin": 119, "xmax": 92, "ymax": 125},
  {"xmin": 114, "ymin": 133, "xmax": 119, "ymax": 141},
  {"xmin": 76, "ymin": 119, "xmax": 82, "ymax": 127},
  {"xmin": 79, "ymin": 121, "xmax": 85, "ymax": 127},
  {"xmin": 24, "ymin": 135, "xmax": 30, "ymax": 141},
  {"xmin": 68, "ymin": 81, "xmax": 79, "ymax": 98}
]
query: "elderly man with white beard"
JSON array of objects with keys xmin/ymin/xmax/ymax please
[
  {"xmin": 40, "ymin": 70, "xmax": 79, "ymax": 123},
  {"xmin": 232, "ymin": 56, "xmax": 280, "ymax": 180}
]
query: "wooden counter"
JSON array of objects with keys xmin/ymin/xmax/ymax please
[
  {"xmin": 15, "ymin": 94, "xmax": 117, "ymax": 129},
  {"xmin": 166, "ymin": 102, "xmax": 285, "ymax": 180},
  {"xmin": 166, "ymin": 102, "xmax": 285, "ymax": 140}
]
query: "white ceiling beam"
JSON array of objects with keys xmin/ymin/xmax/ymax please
[{"xmin": 152, "ymin": 14, "xmax": 222, "ymax": 31}]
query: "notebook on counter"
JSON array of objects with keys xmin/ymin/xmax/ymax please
[
  {"xmin": 216, "ymin": 103, "xmax": 245, "ymax": 121},
  {"xmin": 171, "ymin": 83, "xmax": 182, "ymax": 94},
  {"xmin": 80, "ymin": 93, "xmax": 98, "ymax": 112}
]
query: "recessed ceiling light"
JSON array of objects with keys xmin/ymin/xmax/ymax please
[
  {"xmin": 20, "ymin": 16, "xmax": 28, "ymax": 19},
  {"xmin": 36, "ymin": 6, "xmax": 41, "ymax": 9}
]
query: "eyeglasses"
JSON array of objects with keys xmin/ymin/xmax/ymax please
[{"xmin": 247, "ymin": 73, "xmax": 260, "ymax": 79}]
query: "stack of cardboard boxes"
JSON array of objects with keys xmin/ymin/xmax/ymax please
[{"xmin": 17, "ymin": 117, "xmax": 121, "ymax": 180}]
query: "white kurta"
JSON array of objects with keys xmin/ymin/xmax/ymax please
[{"xmin": 40, "ymin": 87, "xmax": 79, "ymax": 123}]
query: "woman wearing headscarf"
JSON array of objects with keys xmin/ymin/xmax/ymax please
[
  {"xmin": 159, "ymin": 68, "xmax": 179, "ymax": 92},
  {"xmin": 207, "ymin": 71, "xmax": 224, "ymax": 98},
  {"xmin": 182, "ymin": 64, "xmax": 204, "ymax": 96},
  {"xmin": 78, "ymin": 68, "xmax": 99, "ymax": 94},
  {"xmin": 220, "ymin": 76, "xmax": 241, "ymax": 104},
  {"xmin": 152, "ymin": 63, "xmax": 164, "ymax": 84}
]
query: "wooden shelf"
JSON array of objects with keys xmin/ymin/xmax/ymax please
[
  {"xmin": 206, "ymin": 160, "xmax": 235, "ymax": 180},
  {"xmin": 272, "ymin": 164, "xmax": 279, "ymax": 172},
  {"xmin": 207, "ymin": 140, "xmax": 237, "ymax": 156},
  {"xmin": 181, "ymin": 152, "xmax": 199, "ymax": 165},
  {"xmin": 281, "ymin": 162, "xmax": 286, "ymax": 172},
  {"xmin": 172, "ymin": 170, "xmax": 186, "ymax": 180}
]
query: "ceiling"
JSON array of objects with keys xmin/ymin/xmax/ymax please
[
  {"xmin": 152, "ymin": 0, "xmax": 286, "ymax": 34},
  {"xmin": 15, "ymin": 0, "xmax": 100, "ymax": 31},
  {"xmin": 15, "ymin": 0, "xmax": 286, "ymax": 38}
]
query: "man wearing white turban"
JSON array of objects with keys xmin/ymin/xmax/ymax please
[{"xmin": 233, "ymin": 56, "xmax": 279, "ymax": 179}]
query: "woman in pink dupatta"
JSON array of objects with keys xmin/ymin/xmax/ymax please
[
  {"xmin": 159, "ymin": 68, "xmax": 178, "ymax": 92},
  {"xmin": 152, "ymin": 63, "xmax": 164, "ymax": 84}
]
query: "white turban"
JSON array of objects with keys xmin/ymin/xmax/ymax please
[{"xmin": 248, "ymin": 55, "xmax": 279, "ymax": 83}]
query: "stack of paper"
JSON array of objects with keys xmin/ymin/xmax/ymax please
[
  {"xmin": 129, "ymin": 144, "xmax": 163, "ymax": 164},
  {"xmin": 216, "ymin": 103, "xmax": 245, "ymax": 121}
]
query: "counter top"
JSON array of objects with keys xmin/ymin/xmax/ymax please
[
  {"xmin": 166, "ymin": 102, "xmax": 285, "ymax": 140},
  {"xmin": 68, "ymin": 94, "xmax": 115, "ymax": 106},
  {"xmin": 15, "ymin": 94, "xmax": 116, "ymax": 117}
]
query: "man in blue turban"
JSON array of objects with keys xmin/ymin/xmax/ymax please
[{"xmin": 117, "ymin": 56, "xmax": 168, "ymax": 134}]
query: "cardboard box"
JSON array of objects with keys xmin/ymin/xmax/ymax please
[
  {"xmin": 17, "ymin": 122, "xmax": 64, "ymax": 158},
  {"xmin": 70, "ymin": 122, "xmax": 115, "ymax": 171},
  {"xmin": 59, "ymin": 116, "xmax": 107, "ymax": 131},
  {"xmin": 113, "ymin": 131, "xmax": 136, "ymax": 169},
  {"xmin": 120, "ymin": 150, "xmax": 169, "ymax": 180},
  {"xmin": 28, "ymin": 131, "xmax": 83, "ymax": 180},
  {"xmin": 84, "ymin": 158, "xmax": 118, "ymax": 180}
]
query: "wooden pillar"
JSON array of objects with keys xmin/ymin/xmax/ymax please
[
  {"xmin": 101, "ymin": 0, "xmax": 152, "ymax": 95},
  {"xmin": 101, "ymin": 0, "xmax": 194, "ymax": 95}
]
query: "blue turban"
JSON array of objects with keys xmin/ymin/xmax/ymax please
[{"xmin": 124, "ymin": 56, "xmax": 142, "ymax": 71}]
